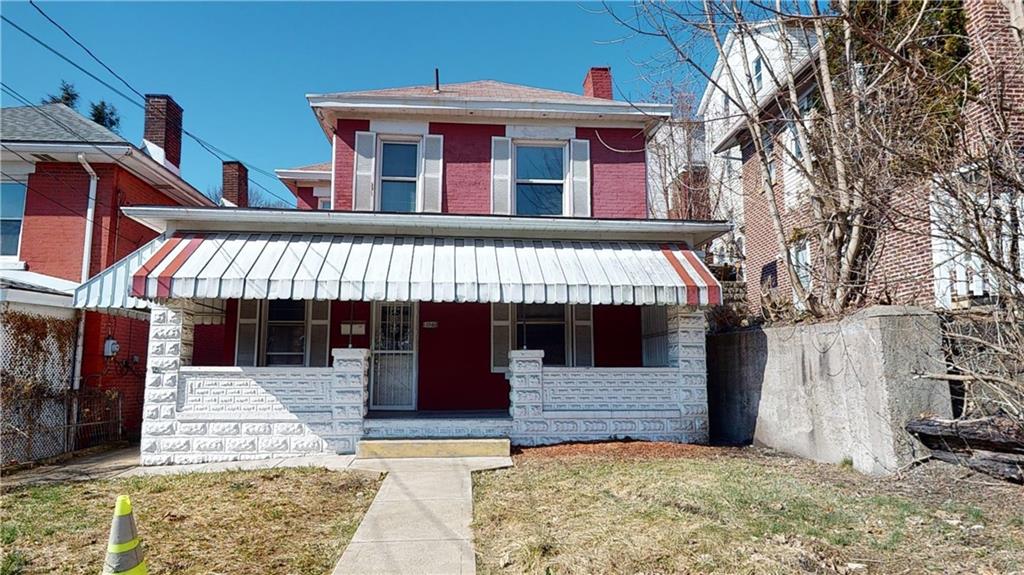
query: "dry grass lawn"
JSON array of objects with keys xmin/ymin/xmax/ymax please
[
  {"xmin": 472, "ymin": 442, "xmax": 1024, "ymax": 574},
  {"xmin": 1, "ymin": 467, "xmax": 381, "ymax": 575}
]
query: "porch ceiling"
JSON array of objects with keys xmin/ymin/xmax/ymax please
[{"xmin": 74, "ymin": 232, "xmax": 723, "ymax": 308}]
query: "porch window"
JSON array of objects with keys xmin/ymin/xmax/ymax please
[
  {"xmin": 515, "ymin": 144, "xmax": 566, "ymax": 216},
  {"xmin": 1, "ymin": 182, "xmax": 27, "ymax": 257},
  {"xmin": 516, "ymin": 304, "xmax": 567, "ymax": 365},
  {"xmin": 491, "ymin": 303, "xmax": 592, "ymax": 370},
  {"xmin": 234, "ymin": 300, "xmax": 330, "ymax": 367},
  {"xmin": 265, "ymin": 300, "xmax": 306, "ymax": 365},
  {"xmin": 378, "ymin": 141, "xmax": 419, "ymax": 213}
]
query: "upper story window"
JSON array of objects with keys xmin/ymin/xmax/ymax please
[
  {"xmin": 761, "ymin": 129, "xmax": 775, "ymax": 181},
  {"xmin": 378, "ymin": 141, "xmax": 419, "ymax": 213},
  {"xmin": 753, "ymin": 56, "xmax": 763, "ymax": 92},
  {"xmin": 1, "ymin": 182, "xmax": 27, "ymax": 257},
  {"xmin": 317, "ymin": 197, "xmax": 331, "ymax": 210},
  {"xmin": 721, "ymin": 92, "xmax": 730, "ymax": 120},
  {"xmin": 515, "ymin": 144, "xmax": 566, "ymax": 216}
]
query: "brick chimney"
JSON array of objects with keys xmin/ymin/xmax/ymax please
[
  {"xmin": 221, "ymin": 161, "xmax": 248, "ymax": 207},
  {"xmin": 143, "ymin": 94, "xmax": 183, "ymax": 169},
  {"xmin": 583, "ymin": 67, "xmax": 613, "ymax": 99}
]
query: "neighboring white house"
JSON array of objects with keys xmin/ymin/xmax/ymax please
[{"xmin": 696, "ymin": 21, "xmax": 818, "ymax": 273}]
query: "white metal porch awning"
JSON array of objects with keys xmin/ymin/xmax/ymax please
[{"xmin": 75, "ymin": 232, "xmax": 722, "ymax": 308}]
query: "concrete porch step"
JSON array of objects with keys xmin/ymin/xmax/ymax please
[{"xmin": 356, "ymin": 438, "xmax": 510, "ymax": 459}]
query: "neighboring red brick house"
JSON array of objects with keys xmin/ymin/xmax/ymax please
[
  {"xmin": 699, "ymin": 1, "xmax": 1023, "ymax": 317},
  {"xmin": 77, "ymin": 68, "xmax": 732, "ymax": 464},
  {"xmin": 0, "ymin": 97, "xmax": 214, "ymax": 441}
]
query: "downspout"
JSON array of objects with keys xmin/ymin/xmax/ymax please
[
  {"xmin": 67, "ymin": 154, "xmax": 97, "ymax": 451},
  {"xmin": 72, "ymin": 154, "xmax": 98, "ymax": 390}
]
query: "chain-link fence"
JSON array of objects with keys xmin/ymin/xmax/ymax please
[
  {"xmin": 0, "ymin": 305, "xmax": 123, "ymax": 466},
  {"xmin": 1, "ymin": 388, "xmax": 123, "ymax": 466}
]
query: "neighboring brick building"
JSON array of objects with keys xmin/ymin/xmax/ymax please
[
  {"xmin": 0, "ymin": 97, "xmax": 215, "ymax": 440},
  {"xmin": 699, "ymin": 2, "xmax": 1023, "ymax": 317}
]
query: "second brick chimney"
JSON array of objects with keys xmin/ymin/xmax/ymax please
[
  {"xmin": 143, "ymin": 94, "xmax": 183, "ymax": 169},
  {"xmin": 222, "ymin": 161, "xmax": 249, "ymax": 207},
  {"xmin": 583, "ymin": 67, "xmax": 613, "ymax": 99}
]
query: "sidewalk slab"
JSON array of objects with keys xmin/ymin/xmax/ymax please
[
  {"xmin": 334, "ymin": 540, "xmax": 476, "ymax": 575},
  {"xmin": 333, "ymin": 456, "xmax": 511, "ymax": 575}
]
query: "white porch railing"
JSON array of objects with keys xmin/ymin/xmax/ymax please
[
  {"xmin": 508, "ymin": 353, "xmax": 707, "ymax": 446},
  {"xmin": 141, "ymin": 306, "xmax": 369, "ymax": 465},
  {"xmin": 508, "ymin": 310, "xmax": 709, "ymax": 446}
]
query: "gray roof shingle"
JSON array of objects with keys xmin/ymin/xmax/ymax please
[{"xmin": 1, "ymin": 103, "xmax": 127, "ymax": 144}]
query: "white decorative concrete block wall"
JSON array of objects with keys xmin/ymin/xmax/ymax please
[
  {"xmin": 509, "ymin": 308, "xmax": 709, "ymax": 446},
  {"xmin": 667, "ymin": 308, "xmax": 710, "ymax": 443},
  {"xmin": 140, "ymin": 301, "xmax": 369, "ymax": 465}
]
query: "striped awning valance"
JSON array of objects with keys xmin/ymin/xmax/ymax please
[{"xmin": 75, "ymin": 233, "xmax": 722, "ymax": 308}]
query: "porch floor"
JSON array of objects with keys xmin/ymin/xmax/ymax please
[{"xmin": 365, "ymin": 409, "xmax": 510, "ymax": 420}]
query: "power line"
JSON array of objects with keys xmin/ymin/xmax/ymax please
[{"xmin": 3, "ymin": 12, "xmax": 294, "ymax": 206}]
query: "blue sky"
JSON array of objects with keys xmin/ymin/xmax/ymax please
[{"xmin": 1, "ymin": 2, "xmax": 706, "ymax": 204}]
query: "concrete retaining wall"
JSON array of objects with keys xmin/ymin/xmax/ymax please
[{"xmin": 707, "ymin": 306, "xmax": 952, "ymax": 475}]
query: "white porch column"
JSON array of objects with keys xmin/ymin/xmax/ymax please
[
  {"xmin": 328, "ymin": 348, "xmax": 370, "ymax": 454},
  {"xmin": 667, "ymin": 307, "xmax": 709, "ymax": 443},
  {"xmin": 508, "ymin": 349, "xmax": 545, "ymax": 446},
  {"xmin": 140, "ymin": 300, "xmax": 195, "ymax": 465}
]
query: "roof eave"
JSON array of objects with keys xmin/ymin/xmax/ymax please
[
  {"xmin": 0, "ymin": 142, "xmax": 214, "ymax": 207},
  {"xmin": 121, "ymin": 206, "xmax": 732, "ymax": 246},
  {"xmin": 274, "ymin": 169, "xmax": 331, "ymax": 181}
]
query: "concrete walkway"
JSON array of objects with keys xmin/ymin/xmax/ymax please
[
  {"xmin": 3, "ymin": 447, "xmax": 355, "ymax": 487},
  {"xmin": 333, "ymin": 457, "xmax": 512, "ymax": 575}
]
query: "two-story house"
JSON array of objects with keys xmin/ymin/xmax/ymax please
[
  {"xmin": 0, "ymin": 96, "xmax": 215, "ymax": 461},
  {"xmin": 75, "ymin": 68, "xmax": 730, "ymax": 465}
]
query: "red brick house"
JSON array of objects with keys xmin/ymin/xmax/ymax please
[
  {"xmin": 698, "ymin": 1, "xmax": 1023, "ymax": 317},
  {"xmin": 0, "ymin": 96, "xmax": 214, "ymax": 449},
  {"xmin": 76, "ymin": 68, "xmax": 730, "ymax": 464}
]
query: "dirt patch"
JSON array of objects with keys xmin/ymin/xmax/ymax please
[
  {"xmin": 1, "ymin": 467, "xmax": 382, "ymax": 575},
  {"xmin": 514, "ymin": 440, "xmax": 717, "ymax": 460},
  {"xmin": 475, "ymin": 442, "xmax": 1024, "ymax": 574}
]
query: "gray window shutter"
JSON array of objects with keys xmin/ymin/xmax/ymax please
[
  {"xmin": 641, "ymin": 306, "xmax": 669, "ymax": 367},
  {"xmin": 491, "ymin": 136, "xmax": 512, "ymax": 214},
  {"xmin": 235, "ymin": 300, "xmax": 261, "ymax": 367},
  {"xmin": 307, "ymin": 300, "xmax": 330, "ymax": 367},
  {"xmin": 421, "ymin": 134, "xmax": 444, "ymax": 212},
  {"xmin": 491, "ymin": 303, "xmax": 512, "ymax": 371},
  {"xmin": 570, "ymin": 139, "xmax": 591, "ymax": 217},
  {"xmin": 572, "ymin": 305, "xmax": 593, "ymax": 367},
  {"xmin": 353, "ymin": 131, "xmax": 376, "ymax": 211}
]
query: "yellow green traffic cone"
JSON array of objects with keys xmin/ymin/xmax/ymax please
[{"xmin": 102, "ymin": 495, "xmax": 147, "ymax": 575}]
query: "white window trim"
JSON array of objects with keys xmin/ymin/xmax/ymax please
[
  {"xmin": 0, "ymin": 178, "xmax": 30, "ymax": 269},
  {"xmin": 236, "ymin": 300, "xmax": 329, "ymax": 367},
  {"xmin": 512, "ymin": 140, "xmax": 570, "ymax": 217},
  {"xmin": 375, "ymin": 135, "xmax": 423, "ymax": 213},
  {"xmin": 789, "ymin": 240, "xmax": 812, "ymax": 309},
  {"xmin": 317, "ymin": 197, "xmax": 332, "ymax": 210}
]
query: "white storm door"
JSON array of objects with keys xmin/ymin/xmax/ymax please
[{"xmin": 370, "ymin": 302, "xmax": 417, "ymax": 410}]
